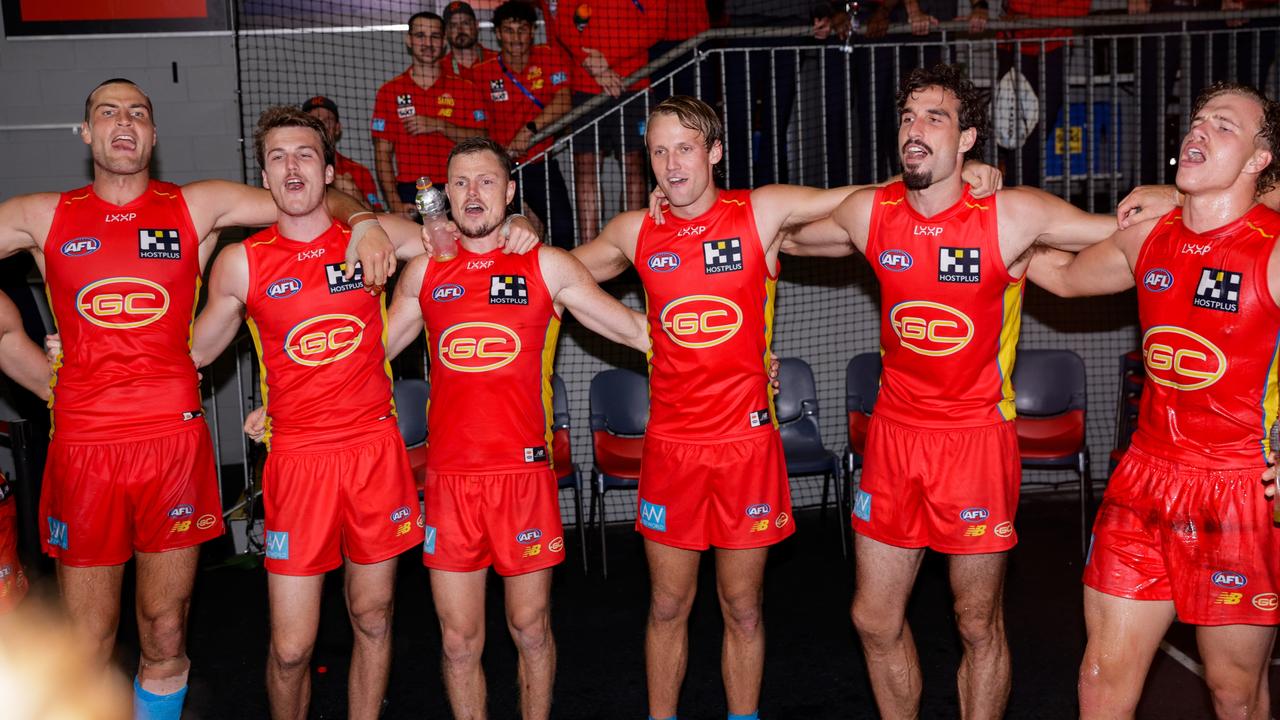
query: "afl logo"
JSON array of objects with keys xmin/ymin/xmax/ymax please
[
  {"xmin": 168, "ymin": 504, "xmax": 194, "ymax": 519},
  {"xmin": 438, "ymin": 322, "xmax": 521, "ymax": 373},
  {"xmin": 432, "ymin": 284, "xmax": 465, "ymax": 302},
  {"xmin": 889, "ymin": 301, "xmax": 974, "ymax": 356},
  {"xmin": 960, "ymin": 507, "xmax": 989, "ymax": 523},
  {"xmin": 61, "ymin": 237, "xmax": 100, "ymax": 257},
  {"xmin": 266, "ymin": 277, "xmax": 302, "ymax": 299},
  {"xmin": 1211, "ymin": 570, "xmax": 1248, "ymax": 589},
  {"xmin": 390, "ymin": 506, "xmax": 411, "ymax": 523},
  {"xmin": 745, "ymin": 503, "xmax": 771, "ymax": 518},
  {"xmin": 284, "ymin": 314, "xmax": 366, "ymax": 367},
  {"xmin": 516, "ymin": 528, "xmax": 542, "ymax": 545},
  {"xmin": 76, "ymin": 277, "xmax": 170, "ymax": 329},
  {"xmin": 659, "ymin": 295, "xmax": 742, "ymax": 348},
  {"xmin": 1142, "ymin": 268, "xmax": 1173, "ymax": 292},
  {"xmin": 878, "ymin": 249, "xmax": 913, "ymax": 272},
  {"xmin": 647, "ymin": 252, "xmax": 681, "ymax": 272},
  {"xmin": 1142, "ymin": 325, "xmax": 1225, "ymax": 391}
]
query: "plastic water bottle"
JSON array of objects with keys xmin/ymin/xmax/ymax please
[{"xmin": 415, "ymin": 177, "xmax": 457, "ymax": 261}]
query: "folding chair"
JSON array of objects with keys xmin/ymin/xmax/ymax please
[
  {"xmin": 588, "ymin": 368, "xmax": 648, "ymax": 578},
  {"xmin": 775, "ymin": 358, "xmax": 840, "ymax": 543}
]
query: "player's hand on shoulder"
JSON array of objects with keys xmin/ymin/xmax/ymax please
[
  {"xmin": 499, "ymin": 215, "xmax": 541, "ymax": 255},
  {"xmin": 1117, "ymin": 185, "xmax": 1180, "ymax": 229},
  {"xmin": 44, "ymin": 333, "xmax": 61, "ymax": 365},
  {"xmin": 243, "ymin": 406, "xmax": 267, "ymax": 444},
  {"xmin": 1262, "ymin": 455, "xmax": 1277, "ymax": 500},
  {"xmin": 349, "ymin": 219, "xmax": 396, "ymax": 293},
  {"xmin": 962, "ymin": 160, "xmax": 1003, "ymax": 199},
  {"xmin": 649, "ymin": 187, "xmax": 669, "ymax": 225}
]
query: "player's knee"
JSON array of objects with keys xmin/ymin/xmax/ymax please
[
  {"xmin": 507, "ymin": 608, "xmax": 552, "ymax": 655},
  {"xmin": 137, "ymin": 607, "xmax": 187, "ymax": 660},
  {"xmin": 648, "ymin": 588, "xmax": 694, "ymax": 625},
  {"xmin": 720, "ymin": 594, "xmax": 763, "ymax": 639},
  {"xmin": 952, "ymin": 602, "xmax": 1002, "ymax": 650},
  {"xmin": 1076, "ymin": 651, "xmax": 1138, "ymax": 717},
  {"xmin": 1204, "ymin": 665, "xmax": 1263, "ymax": 719},
  {"xmin": 440, "ymin": 624, "xmax": 484, "ymax": 666},
  {"xmin": 269, "ymin": 636, "xmax": 315, "ymax": 673},
  {"xmin": 349, "ymin": 600, "xmax": 393, "ymax": 643},
  {"xmin": 850, "ymin": 596, "xmax": 903, "ymax": 646}
]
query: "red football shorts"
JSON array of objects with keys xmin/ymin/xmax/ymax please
[
  {"xmin": 41, "ymin": 422, "xmax": 224, "ymax": 566},
  {"xmin": 636, "ymin": 430, "xmax": 796, "ymax": 551},
  {"xmin": 0, "ymin": 497, "xmax": 28, "ymax": 613},
  {"xmin": 1083, "ymin": 445, "xmax": 1280, "ymax": 625},
  {"xmin": 263, "ymin": 425, "xmax": 424, "ymax": 576},
  {"xmin": 852, "ymin": 415, "xmax": 1020, "ymax": 554},
  {"xmin": 422, "ymin": 467, "xmax": 565, "ymax": 576}
]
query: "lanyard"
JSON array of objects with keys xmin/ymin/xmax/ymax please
[
  {"xmin": 631, "ymin": 0, "xmax": 645, "ymax": 12},
  {"xmin": 498, "ymin": 55, "xmax": 544, "ymax": 110}
]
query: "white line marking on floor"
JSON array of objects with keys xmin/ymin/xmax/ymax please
[{"xmin": 1159, "ymin": 640, "xmax": 1204, "ymax": 678}]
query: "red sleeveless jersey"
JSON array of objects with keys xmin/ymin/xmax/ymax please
[
  {"xmin": 866, "ymin": 182, "xmax": 1024, "ymax": 429},
  {"xmin": 635, "ymin": 189, "xmax": 777, "ymax": 440},
  {"xmin": 1130, "ymin": 205, "xmax": 1280, "ymax": 466},
  {"xmin": 243, "ymin": 221, "xmax": 395, "ymax": 452},
  {"xmin": 420, "ymin": 246, "xmax": 560, "ymax": 473},
  {"xmin": 44, "ymin": 181, "xmax": 203, "ymax": 442}
]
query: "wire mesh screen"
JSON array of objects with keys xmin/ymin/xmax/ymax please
[{"xmin": 233, "ymin": 1, "xmax": 1280, "ymax": 524}]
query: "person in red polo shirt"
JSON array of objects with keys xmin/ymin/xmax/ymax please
[
  {"xmin": 440, "ymin": 1, "xmax": 497, "ymax": 79},
  {"xmin": 302, "ymin": 95, "xmax": 385, "ymax": 213},
  {"xmin": 470, "ymin": 1, "xmax": 575, "ymax": 248},
  {"xmin": 372, "ymin": 11, "xmax": 494, "ymax": 217}
]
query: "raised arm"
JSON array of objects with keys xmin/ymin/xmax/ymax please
[
  {"xmin": 541, "ymin": 247, "xmax": 649, "ymax": 352},
  {"xmin": 571, "ymin": 210, "xmax": 643, "ymax": 283},
  {"xmin": 778, "ymin": 186, "xmax": 876, "ymax": 258},
  {"xmin": 385, "ymin": 255, "xmax": 428, "ymax": 360},
  {"xmin": 998, "ymin": 186, "xmax": 1118, "ymax": 259},
  {"xmin": 191, "ymin": 243, "xmax": 249, "ymax": 367},
  {"xmin": 0, "ymin": 193, "xmax": 57, "ymax": 260},
  {"xmin": 0, "ymin": 291, "xmax": 51, "ymax": 400},
  {"xmin": 1024, "ymin": 219, "xmax": 1151, "ymax": 298}
]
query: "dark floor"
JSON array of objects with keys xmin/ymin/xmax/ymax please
[{"xmin": 21, "ymin": 492, "xmax": 1280, "ymax": 719}]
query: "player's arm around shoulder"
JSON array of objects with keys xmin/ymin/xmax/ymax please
[
  {"xmin": 0, "ymin": 192, "xmax": 58, "ymax": 260},
  {"xmin": 571, "ymin": 210, "xmax": 642, "ymax": 283},
  {"xmin": 541, "ymin": 245, "xmax": 649, "ymax": 353},
  {"xmin": 997, "ymin": 186, "xmax": 1118, "ymax": 256},
  {"xmin": 0, "ymin": 290, "xmax": 51, "ymax": 400},
  {"xmin": 192, "ymin": 242, "xmax": 249, "ymax": 367},
  {"xmin": 385, "ymin": 254, "xmax": 429, "ymax": 360},
  {"xmin": 777, "ymin": 185, "xmax": 876, "ymax": 258},
  {"xmin": 1025, "ymin": 217, "xmax": 1151, "ymax": 298}
]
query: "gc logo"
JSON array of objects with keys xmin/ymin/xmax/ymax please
[
  {"xmin": 1142, "ymin": 326, "xmax": 1225, "ymax": 391},
  {"xmin": 889, "ymin": 301, "xmax": 973, "ymax": 356},
  {"xmin": 76, "ymin": 277, "xmax": 170, "ymax": 329},
  {"xmin": 438, "ymin": 322, "xmax": 521, "ymax": 372},
  {"xmin": 659, "ymin": 295, "xmax": 742, "ymax": 348},
  {"xmin": 284, "ymin": 314, "xmax": 365, "ymax": 366}
]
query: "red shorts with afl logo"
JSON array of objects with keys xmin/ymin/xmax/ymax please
[
  {"xmin": 636, "ymin": 430, "xmax": 796, "ymax": 551},
  {"xmin": 0, "ymin": 495, "xmax": 28, "ymax": 613},
  {"xmin": 422, "ymin": 467, "xmax": 565, "ymax": 577},
  {"xmin": 1083, "ymin": 445, "xmax": 1280, "ymax": 625},
  {"xmin": 852, "ymin": 415, "xmax": 1020, "ymax": 554},
  {"xmin": 40, "ymin": 422, "xmax": 224, "ymax": 566},
  {"xmin": 263, "ymin": 424, "xmax": 424, "ymax": 576}
]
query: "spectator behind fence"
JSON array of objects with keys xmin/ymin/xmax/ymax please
[
  {"xmin": 373, "ymin": 11, "xmax": 494, "ymax": 217},
  {"xmin": 551, "ymin": 0, "xmax": 668, "ymax": 241},
  {"xmin": 470, "ymin": 1, "xmax": 576, "ymax": 248},
  {"xmin": 440, "ymin": 1, "xmax": 497, "ymax": 78},
  {"xmin": 302, "ymin": 95, "xmax": 386, "ymax": 212},
  {"xmin": 649, "ymin": 1, "xmax": 711, "ymax": 100},
  {"xmin": 1127, "ymin": 0, "xmax": 1279, "ymax": 186},
  {"xmin": 996, "ymin": 0, "xmax": 1092, "ymax": 188}
]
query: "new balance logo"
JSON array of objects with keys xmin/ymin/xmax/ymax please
[
  {"xmin": 748, "ymin": 408, "xmax": 771, "ymax": 428},
  {"xmin": 139, "ymin": 229, "xmax": 180, "ymax": 259},
  {"xmin": 938, "ymin": 247, "xmax": 980, "ymax": 283},
  {"xmin": 1194, "ymin": 267, "xmax": 1241, "ymax": 313}
]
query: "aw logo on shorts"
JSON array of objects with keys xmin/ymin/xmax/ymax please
[
  {"xmin": 266, "ymin": 531, "xmax": 290, "ymax": 560},
  {"xmin": 639, "ymin": 499, "xmax": 667, "ymax": 532},
  {"xmin": 437, "ymin": 322, "xmax": 521, "ymax": 372},
  {"xmin": 423, "ymin": 525, "xmax": 438, "ymax": 555},
  {"xmin": 1142, "ymin": 325, "xmax": 1226, "ymax": 391},
  {"xmin": 284, "ymin": 314, "xmax": 366, "ymax": 367},
  {"xmin": 889, "ymin": 301, "xmax": 974, "ymax": 357},
  {"xmin": 878, "ymin": 249, "xmax": 913, "ymax": 272},
  {"xmin": 46, "ymin": 517, "xmax": 68, "ymax": 550},
  {"xmin": 76, "ymin": 277, "xmax": 170, "ymax": 330},
  {"xmin": 852, "ymin": 489, "xmax": 872, "ymax": 522},
  {"xmin": 1142, "ymin": 268, "xmax": 1173, "ymax": 293},
  {"xmin": 1211, "ymin": 570, "xmax": 1248, "ymax": 590},
  {"xmin": 659, "ymin": 295, "xmax": 742, "ymax": 349}
]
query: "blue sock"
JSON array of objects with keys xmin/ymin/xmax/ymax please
[
  {"xmin": 728, "ymin": 713, "xmax": 759, "ymax": 720},
  {"xmin": 133, "ymin": 678, "xmax": 188, "ymax": 720},
  {"xmin": 648, "ymin": 716, "xmax": 677, "ymax": 720}
]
